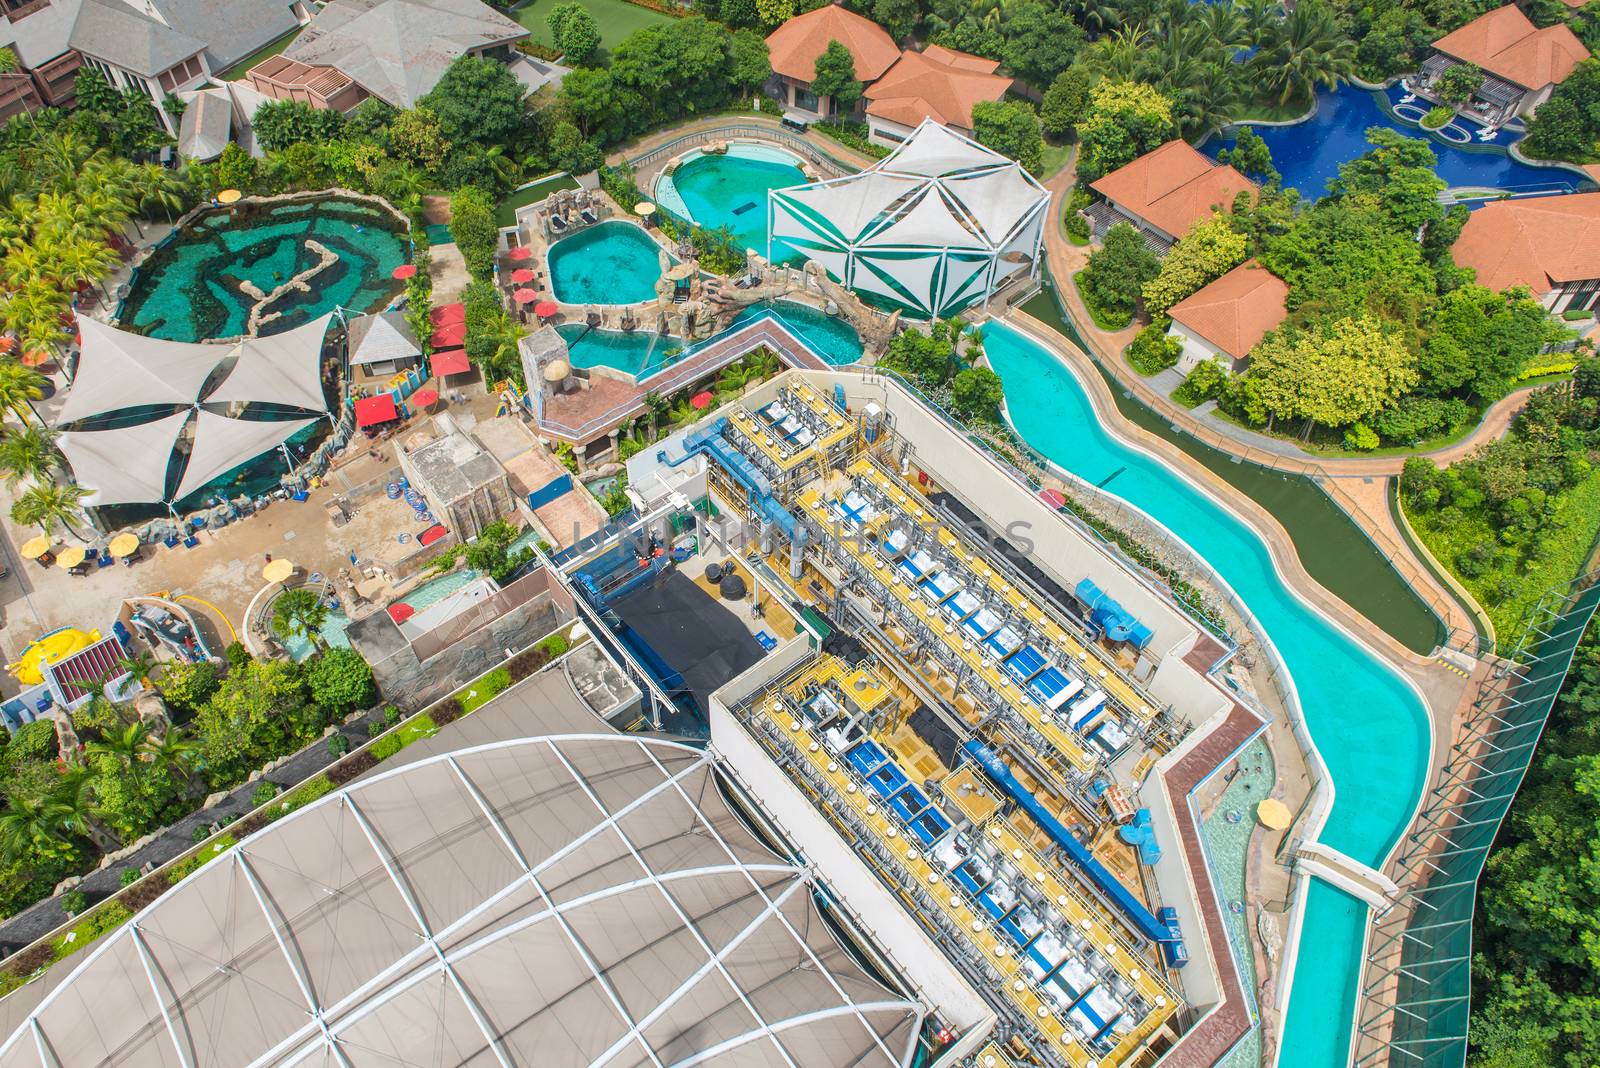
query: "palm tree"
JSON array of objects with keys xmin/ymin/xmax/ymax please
[
  {"xmin": 117, "ymin": 652, "xmax": 157, "ymax": 689},
  {"xmin": 143, "ymin": 731, "xmax": 201, "ymax": 795},
  {"xmin": 643, "ymin": 390, "xmax": 669, "ymax": 438},
  {"xmin": 86, "ymin": 721, "xmax": 152, "ymax": 771},
  {"xmin": 1259, "ymin": 0, "xmax": 1355, "ymax": 106},
  {"xmin": 131, "ymin": 162, "xmax": 187, "ymax": 224},
  {"xmin": 0, "ymin": 795, "xmax": 77, "ymax": 862},
  {"xmin": 479, "ymin": 312, "xmax": 525, "ymax": 383},
  {"xmin": 0, "ymin": 423, "xmax": 60, "ymax": 487},
  {"xmin": 0, "ymin": 360, "xmax": 48, "ymax": 425},
  {"xmin": 51, "ymin": 763, "xmax": 121, "ymax": 851},
  {"xmin": 272, "ymin": 588, "xmax": 330, "ymax": 652},
  {"xmin": 11, "ymin": 481, "xmax": 90, "ymax": 539}
]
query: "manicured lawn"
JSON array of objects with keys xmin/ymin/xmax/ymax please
[
  {"xmin": 1039, "ymin": 142, "xmax": 1073, "ymax": 180},
  {"xmin": 495, "ymin": 171, "xmax": 581, "ymax": 226},
  {"xmin": 217, "ymin": 29, "xmax": 302, "ymax": 81},
  {"xmin": 514, "ymin": 0, "xmax": 677, "ymax": 53}
]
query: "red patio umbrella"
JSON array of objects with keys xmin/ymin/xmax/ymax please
[
  {"xmin": 431, "ymin": 321, "xmax": 467, "ymax": 348},
  {"xmin": 429, "ymin": 302, "xmax": 466, "ymax": 325},
  {"xmin": 691, "ymin": 390, "xmax": 713, "ymax": 409},
  {"xmin": 418, "ymin": 524, "xmax": 448, "ymax": 548},
  {"xmin": 431, "ymin": 348, "xmax": 471, "ymax": 377},
  {"xmin": 508, "ymin": 245, "xmax": 533, "ymax": 261},
  {"xmin": 411, "ymin": 388, "xmax": 439, "ymax": 408},
  {"xmin": 391, "ymin": 264, "xmax": 417, "ymax": 280},
  {"xmin": 534, "ymin": 300, "xmax": 559, "ymax": 319},
  {"xmin": 354, "ymin": 393, "xmax": 400, "ymax": 428},
  {"xmin": 510, "ymin": 268, "xmax": 536, "ymax": 284},
  {"xmin": 512, "ymin": 288, "xmax": 538, "ymax": 304},
  {"xmin": 1039, "ymin": 488, "xmax": 1067, "ymax": 509},
  {"xmin": 387, "ymin": 602, "xmax": 415, "ymax": 623}
]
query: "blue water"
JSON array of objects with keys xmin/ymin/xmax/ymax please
[
  {"xmin": 984, "ymin": 320, "xmax": 1430, "ymax": 1068},
  {"xmin": 658, "ymin": 143, "xmax": 807, "ymax": 252},
  {"xmin": 123, "ymin": 198, "xmax": 408, "ymax": 341},
  {"xmin": 1205, "ymin": 84, "xmax": 1580, "ymax": 200},
  {"xmin": 731, "ymin": 300, "xmax": 864, "ymax": 365},
  {"xmin": 548, "ymin": 221, "xmax": 665, "ymax": 305}
]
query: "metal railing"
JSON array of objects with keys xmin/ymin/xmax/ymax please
[{"xmin": 624, "ymin": 122, "xmax": 862, "ymax": 178}]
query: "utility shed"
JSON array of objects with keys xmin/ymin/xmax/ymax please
[{"xmin": 397, "ymin": 412, "xmax": 514, "ymax": 539}]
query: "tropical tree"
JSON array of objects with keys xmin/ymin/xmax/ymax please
[
  {"xmin": 11, "ymin": 481, "xmax": 89, "ymax": 538},
  {"xmin": 1259, "ymin": 0, "xmax": 1355, "ymax": 106},
  {"xmin": 0, "ymin": 795, "xmax": 77, "ymax": 862},
  {"xmin": 50, "ymin": 763, "xmax": 121, "ymax": 851},
  {"xmin": 272, "ymin": 588, "xmax": 330, "ymax": 652},
  {"xmin": 0, "ymin": 363, "xmax": 47, "ymax": 425},
  {"xmin": 143, "ymin": 730, "xmax": 202, "ymax": 794},
  {"xmin": 811, "ymin": 40, "xmax": 864, "ymax": 115}
]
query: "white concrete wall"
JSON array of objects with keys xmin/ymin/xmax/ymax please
[{"xmin": 1167, "ymin": 322, "xmax": 1234, "ymax": 375}]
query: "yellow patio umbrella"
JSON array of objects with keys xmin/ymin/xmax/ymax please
[
  {"xmin": 262, "ymin": 558, "xmax": 295, "ymax": 584},
  {"xmin": 54, "ymin": 546, "xmax": 86, "ymax": 570},
  {"xmin": 19, "ymin": 536, "xmax": 51, "ymax": 560},
  {"xmin": 108, "ymin": 533, "xmax": 140, "ymax": 558},
  {"xmin": 633, "ymin": 201, "xmax": 656, "ymax": 217},
  {"xmin": 217, "ymin": 189, "xmax": 242, "ymax": 205},
  {"xmin": 1256, "ymin": 798, "xmax": 1292, "ymax": 831}
]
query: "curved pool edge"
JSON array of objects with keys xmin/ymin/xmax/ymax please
[
  {"xmin": 988, "ymin": 313, "xmax": 1439, "ymax": 1067},
  {"xmin": 545, "ymin": 219, "xmax": 674, "ymax": 307}
]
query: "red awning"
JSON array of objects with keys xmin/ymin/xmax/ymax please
[
  {"xmin": 431, "ymin": 321, "xmax": 466, "ymax": 348},
  {"xmin": 431, "ymin": 348, "xmax": 470, "ymax": 376},
  {"xmin": 387, "ymin": 602, "xmax": 415, "ymax": 623},
  {"xmin": 354, "ymin": 393, "xmax": 399, "ymax": 428},
  {"xmin": 1039, "ymin": 488, "xmax": 1067, "ymax": 509},
  {"xmin": 429, "ymin": 302, "xmax": 465, "ymax": 325},
  {"xmin": 418, "ymin": 523, "xmax": 448, "ymax": 547},
  {"xmin": 411, "ymin": 388, "xmax": 438, "ymax": 408}
]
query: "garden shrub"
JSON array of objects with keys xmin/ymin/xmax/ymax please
[
  {"xmin": 1421, "ymin": 106, "xmax": 1453, "ymax": 130},
  {"xmin": 116, "ymin": 878, "xmax": 165, "ymax": 913},
  {"xmin": 327, "ymin": 751, "xmax": 378, "ymax": 786},
  {"xmin": 507, "ymin": 648, "xmax": 552, "ymax": 682},
  {"xmin": 58, "ymin": 890, "xmax": 85, "ymax": 915},
  {"xmin": 370, "ymin": 734, "xmax": 402, "ymax": 761},
  {"xmin": 1126, "ymin": 321, "xmax": 1181, "ymax": 375},
  {"xmin": 432, "ymin": 697, "xmax": 465, "ymax": 725},
  {"xmin": 251, "ymin": 782, "xmax": 280, "ymax": 807},
  {"xmin": 119, "ymin": 868, "xmax": 140, "ymax": 888},
  {"xmin": 539, "ymin": 633, "xmax": 570, "ymax": 658},
  {"xmin": 1172, "ymin": 359, "xmax": 1228, "ymax": 407},
  {"xmin": 1342, "ymin": 422, "xmax": 1381, "ymax": 450},
  {"xmin": 1063, "ymin": 189, "xmax": 1091, "ymax": 244}
]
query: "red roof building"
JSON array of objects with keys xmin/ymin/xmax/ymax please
[
  {"xmin": 863, "ymin": 45, "xmax": 1012, "ymax": 139},
  {"xmin": 1089, "ymin": 140, "xmax": 1256, "ymax": 248},
  {"xmin": 765, "ymin": 4, "xmax": 900, "ymax": 118},
  {"xmin": 1165, "ymin": 260, "xmax": 1289, "ymax": 371},
  {"xmin": 1450, "ymin": 191, "xmax": 1600, "ymax": 313},
  {"xmin": 1427, "ymin": 5, "xmax": 1588, "ymax": 120}
]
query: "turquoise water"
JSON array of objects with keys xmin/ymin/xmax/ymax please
[
  {"xmin": 984, "ymin": 320, "xmax": 1430, "ymax": 1067},
  {"xmin": 123, "ymin": 198, "xmax": 408, "ymax": 340},
  {"xmin": 401, "ymin": 568, "xmax": 482, "ymax": 610},
  {"xmin": 1202, "ymin": 737, "xmax": 1277, "ymax": 1067},
  {"xmin": 280, "ymin": 606, "xmax": 351, "ymax": 662},
  {"xmin": 424, "ymin": 222, "xmax": 453, "ymax": 246},
  {"xmin": 559, "ymin": 324, "xmax": 683, "ymax": 376},
  {"xmin": 657, "ymin": 143, "xmax": 806, "ymax": 252},
  {"xmin": 548, "ymin": 222, "xmax": 665, "ymax": 305},
  {"xmin": 731, "ymin": 300, "xmax": 863, "ymax": 365}
]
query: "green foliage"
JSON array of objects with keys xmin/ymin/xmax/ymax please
[
  {"xmin": 1126, "ymin": 320, "xmax": 1183, "ymax": 375},
  {"xmin": 1421, "ymin": 105, "xmax": 1453, "ymax": 130},
  {"xmin": 1521, "ymin": 58, "xmax": 1600, "ymax": 162},
  {"xmin": 272, "ymin": 588, "xmax": 329, "ymax": 652},
  {"xmin": 1142, "ymin": 215, "xmax": 1248, "ymax": 317},
  {"xmin": 1468, "ymin": 621, "xmax": 1600, "ymax": 1067},
  {"xmin": 327, "ymin": 733, "xmax": 350, "ymax": 757},
  {"xmin": 58, "ymin": 889, "xmax": 84, "ymax": 915},
  {"xmin": 460, "ymin": 667, "xmax": 513, "ymax": 713},
  {"xmin": 419, "ymin": 55, "xmax": 527, "ymax": 149},
  {"xmin": 1433, "ymin": 62, "xmax": 1482, "ymax": 105},
  {"xmin": 813, "ymin": 118, "xmax": 890, "ymax": 159},
  {"xmin": 970, "ymin": 99, "xmax": 1044, "ymax": 174},
  {"xmin": 1063, "ymin": 188, "xmax": 1092, "ymax": 244},
  {"xmin": 430, "ymin": 518, "xmax": 535, "ymax": 584},
  {"xmin": 881, "ymin": 321, "xmax": 964, "ymax": 387},
  {"xmin": 549, "ymin": 2, "xmax": 603, "ymax": 64},
  {"xmin": 1083, "ymin": 223, "xmax": 1160, "ymax": 321},
  {"xmin": 191, "ymin": 659, "xmax": 309, "ymax": 786},
  {"xmin": 449, "ymin": 186, "xmax": 499, "ymax": 280},
  {"xmin": 1355, "ymin": 7, "xmax": 1433, "ymax": 80},
  {"xmin": 811, "ymin": 40, "xmax": 863, "ymax": 112},
  {"xmin": 951, "ymin": 367, "xmax": 1005, "ymax": 423},
  {"xmin": 1341, "ymin": 421, "xmax": 1379, "ymax": 450},
  {"xmin": 1041, "ymin": 66, "xmax": 1096, "ymax": 140},
  {"xmin": 305, "ymin": 648, "xmax": 376, "ymax": 714},
  {"xmin": 728, "ymin": 29, "xmax": 772, "ymax": 95},
  {"xmin": 251, "ymin": 782, "xmax": 280, "ymax": 807},
  {"xmin": 1216, "ymin": 127, "xmax": 1278, "ymax": 184},
  {"xmin": 1075, "ymin": 80, "xmax": 1178, "ymax": 184},
  {"xmin": 1173, "ymin": 359, "xmax": 1228, "ymax": 407},
  {"xmin": 386, "ymin": 107, "xmax": 452, "ymax": 172},
  {"xmin": 1401, "ymin": 376, "xmax": 1600, "ymax": 634},
  {"xmin": 1419, "ymin": 284, "xmax": 1556, "ymax": 403},
  {"xmin": 6, "ymin": 720, "xmax": 57, "ymax": 766},
  {"xmin": 251, "ymin": 101, "xmax": 347, "ymax": 152},
  {"xmin": 1244, "ymin": 316, "xmax": 1417, "ymax": 432},
  {"xmin": 999, "ymin": 2, "xmax": 1084, "ymax": 90}
]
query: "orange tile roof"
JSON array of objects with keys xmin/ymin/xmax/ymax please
[
  {"xmin": 1166, "ymin": 260, "xmax": 1288, "ymax": 361},
  {"xmin": 1090, "ymin": 140, "xmax": 1256, "ymax": 240},
  {"xmin": 765, "ymin": 4, "xmax": 900, "ymax": 85},
  {"xmin": 1450, "ymin": 191, "xmax": 1600, "ymax": 295},
  {"xmin": 863, "ymin": 45, "xmax": 1011, "ymax": 129},
  {"xmin": 1432, "ymin": 4, "xmax": 1588, "ymax": 89}
]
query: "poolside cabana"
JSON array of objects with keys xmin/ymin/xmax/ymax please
[
  {"xmin": 346, "ymin": 310, "xmax": 422, "ymax": 383},
  {"xmin": 768, "ymin": 120, "xmax": 1047, "ymax": 318}
]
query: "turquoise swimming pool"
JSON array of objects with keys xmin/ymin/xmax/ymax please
[
  {"xmin": 548, "ymin": 221, "xmax": 665, "ymax": 305},
  {"xmin": 122, "ymin": 197, "xmax": 408, "ymax": 341},
  {"xmin": 731, "ymin": 300, "xmax": 863, "ymax": 365},
  {"xmin": 984, "ymin": 319, "xmax": 1430, "ymax": 1067},
  {"xmin": 558, "ymin": 324, "xmax": 683, "ymax": 377},
  {"xmin": 654, "ymin": 143, "xmax": 807, "ymax": 253}
]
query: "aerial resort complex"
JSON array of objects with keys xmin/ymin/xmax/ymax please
[{"xmin": 0, "ymin": 0, "xmax": 1598, "ymax": 1065}]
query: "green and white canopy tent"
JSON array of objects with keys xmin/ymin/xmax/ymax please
[{"xmin": 768, "ymin": 120, "xmax": 1048, "ymax": 319}]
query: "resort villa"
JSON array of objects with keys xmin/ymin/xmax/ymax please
[
  {"xmin": 1451, "ymin": 191, "xmax": 1600, "ymax": 314},
  {"xmin": 1087, "ymin": 140, "xmax": 1257, "ymax": 251},
  {"xmin": 0, "ymin": 0, "xmax": 303, "ymax": 127},
  {"xmin": 1164, "ymin": 259, "xmax": 1289, "ymax": 374},
  {"xmin": 245, "ymin": 0, "xmax": 528, "ymax": 111},
  {"xmin": 763, "ymin": 4, "xmax": 1011, "ymax": 145},
  {"xmin": 1423, "ymin": 4, "xmax": 1590, "ymax": 122}
]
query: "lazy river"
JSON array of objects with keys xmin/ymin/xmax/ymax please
[{"xmin": 983, "ymin": 319, "xmax": 1431, "ymax": 1067}]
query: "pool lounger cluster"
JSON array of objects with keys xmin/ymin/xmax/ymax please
[
  {"xmin": 934, "ymin": 835, "xmax": 1148, "ymax": 1053},
  {"xmin": 871, "ymin": 495, "xmax": 1134, "ymax": 759}
]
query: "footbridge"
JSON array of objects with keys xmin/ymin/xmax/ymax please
[{"xmin": 1294, "ymin": 842, "xmax": 1401, "ymax": 912}]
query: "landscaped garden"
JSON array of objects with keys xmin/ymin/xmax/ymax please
[{"xmin": 515, "ymin": 0, "xmax": 679, "ymax": 54}]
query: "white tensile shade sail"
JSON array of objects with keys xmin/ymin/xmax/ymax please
[
  {"xmin": 204, "ymin": 312, "xmax": 334, "ymax": 412},
  {"xmin": 173, "ymin": 411, "xmax": 315, "ymax": 501},
  {"xmin": 56, "ymin": 412, "xmax": 191, "ymax": 506},
  {"xmin": 57, "ymin": 319, "xmax": 224, "ymax": 425},
  {"xmin": 769, "ymin": 119, "xmax": 1048, "ymax": 319}
]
